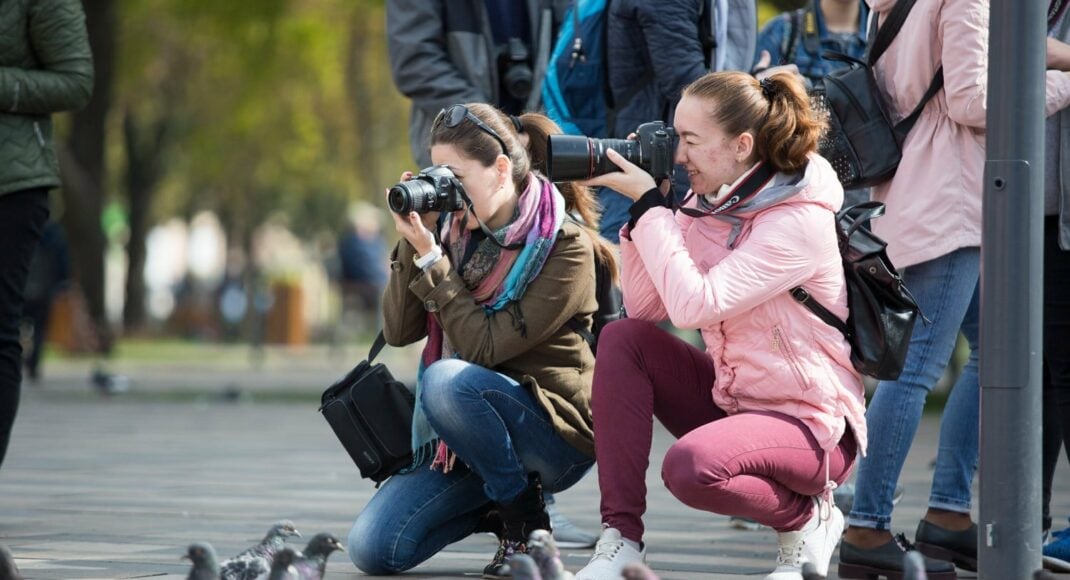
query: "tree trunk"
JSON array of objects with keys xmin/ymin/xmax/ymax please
[
  {"xmin": 121, "ymin": 110, "xmax": 165, "ymax": 331},
  {"xmin": 61, "ymin": 0, "xmax": 116, "ymax": 352}
]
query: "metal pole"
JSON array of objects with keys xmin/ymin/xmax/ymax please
[{"xmin": 979, "ymin": 0, "xmax": 1045, "ymax": 577}]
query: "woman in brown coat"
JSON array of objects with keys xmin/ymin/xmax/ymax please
[{"xmin": 347, "ymin": 103, "xmax": 613, "ymax": 579}]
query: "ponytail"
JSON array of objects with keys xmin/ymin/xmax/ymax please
[{"xmin": 518, "ymin": 112, "xmax": 619, "ymax": 283}]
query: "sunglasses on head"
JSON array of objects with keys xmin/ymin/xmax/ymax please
[{"xmin": 438, "ymin": 104, "xmax": 509, "ymax": 156}]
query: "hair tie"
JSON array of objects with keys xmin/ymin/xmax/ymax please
[
  {"xmin": 509, "ymin": 114, "xmax": 524, "ymax": 133},
  {"xmin": 759, "ymin": 78, "xmax": 776, "ymax": 100}
]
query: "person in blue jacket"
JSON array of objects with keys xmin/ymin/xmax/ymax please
[{"xmin": 753, "ymin": 0, "xmax": 869, "ymax": 89}]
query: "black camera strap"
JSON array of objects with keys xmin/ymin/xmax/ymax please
[
  {"xmin": 677, "ymin": 162, "xmax": 777, "ymax": 218},
  {"xmin": 455, "ymin": 186, "xmax": 525, "ymax": 251}
]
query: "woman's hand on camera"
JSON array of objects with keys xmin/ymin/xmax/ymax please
[
  {"xmin": 578, "ymin": 148, "xmax": 657, "ymax": 201},
  {"xmin": 390, "ymin": 208, "xmax": 437, "ymax": 257}
]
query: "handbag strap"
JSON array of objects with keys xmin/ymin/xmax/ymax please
[
  {"xmin": 838, "ymin": 200, "xmax": 886, "ymax": 237},
  {"xmin": 865, "ymin": 0, "xmax": 945, "ymax": 141},
  {"xmin": 790, "ymin": 287, "xmax": 850, "ymax": 338},
  {"xmin": 368, "ymin": 330, "xmax": 388, "ymax": 364}
]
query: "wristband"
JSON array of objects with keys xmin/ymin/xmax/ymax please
[{"xmin": 414, "ymin": 245, "xmax": 444, "ymax": 271}]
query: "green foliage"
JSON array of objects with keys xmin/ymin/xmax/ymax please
[{"xmin": 114, "ymin": 0, "xmax": 410, "ymax": 240}]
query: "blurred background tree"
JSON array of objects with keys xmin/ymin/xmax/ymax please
[{"xmin": 46, "ymin": 0, "xmax": 794, "ymax": 349}]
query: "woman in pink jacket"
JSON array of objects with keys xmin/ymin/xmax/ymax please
[
  {"xmin": 573, "ymin": 70, "xmax": 867, "ymax": 580},
  {"xmin": 837, "ymin": 1, "xmax": 1070, "ymax": 578}
]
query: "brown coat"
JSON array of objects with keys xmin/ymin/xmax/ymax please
[{"xmin": 383, "ymin": 220, "xmax": 598, "ymax": 457}]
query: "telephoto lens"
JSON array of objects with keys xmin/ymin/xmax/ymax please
[
  {"xmin": 546, "ymin": 121, "xmax": 676, "ymax": 182},
  {"xmin": 546, "ymin": 136, "xmax": 637, "ymax": 181}
]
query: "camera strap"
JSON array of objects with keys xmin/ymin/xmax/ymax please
[
  {"xmin": 456, "ymin": 187, "xmax": 525, "ymax": 251},
  {"xmin": 677, "ymin": 162, "xmax": 776, "ymax": 218}
]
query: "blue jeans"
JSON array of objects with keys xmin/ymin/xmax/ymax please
[
  {"xmin": 348, "ymin": 359, "xmax": 593, "ymax": 574},
  {"xmin": 848, "ymin": 247, "xmax": 980, "ymax": 530}
]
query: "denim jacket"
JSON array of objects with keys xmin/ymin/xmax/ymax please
[{"xmin": 754, "ymin": 0, "xmax": 868, "ymax": 87}]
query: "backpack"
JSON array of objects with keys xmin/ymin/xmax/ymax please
[
  {"xmin": 542, "ymin": 0, "xmax": 612, "ymax": 137},
  {"xmin": 790, "ymin": 202, "xmax": 922, "ymax": 380},
  {"xmin": 817, "ymin": 0, "xmax": 943, "ymax": 189}
]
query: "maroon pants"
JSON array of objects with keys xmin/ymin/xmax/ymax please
[{"xmin": 592, "ymin": 319, "xmax": 857, "ymax": 542}]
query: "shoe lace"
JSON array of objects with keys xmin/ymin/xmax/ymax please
[
  {"xmin": 489, "ymin": 539, "xmax": 527, "ymax": 567},
  {"xmin": 775, "ymin": 536, "xmax": 805, "ymax": 566},
  {"xmin": 589, "ymin": 537, "xmax": 624, "ymax": 563},
  {"xmin": 894, "ymin": 533, "xmax": 917, "ymax": 552}
]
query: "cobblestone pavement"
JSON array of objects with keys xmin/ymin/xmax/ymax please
[{"xmin": 1, "ymin": 348, "xmax": 1068, "ymax": 579}]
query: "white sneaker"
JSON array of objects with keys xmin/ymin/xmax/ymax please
[
  {"xmin": 575, "ymin": 526, "xmax": 646, "ymax": 580},
  {"xmin": 764, "ymin": 498, "xmax": 844, "ymax": 580}
]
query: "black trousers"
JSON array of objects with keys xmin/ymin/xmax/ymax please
[
  {"xmin": 0, "ymin": 189, "xmax": 50, "ymax": 469},
  {"xmin": 1043, "ymin": 214, "xmax": 1070, "ymax": 531}
]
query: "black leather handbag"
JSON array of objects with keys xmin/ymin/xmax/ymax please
[{"xmin": 319, "ymin": 331, "xmax": 414, "ymax": 484}]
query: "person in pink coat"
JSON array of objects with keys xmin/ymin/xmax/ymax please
[
  {"xmin": 572, "ymin": 70, "xmax": 867, "ymax": 580},
  {"xmin": 836, "ymin": 0, "xmax": 1070, "ymax": 578}
]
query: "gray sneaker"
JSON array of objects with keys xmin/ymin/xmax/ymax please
[{"xmin": 545, "ymin": 501, "xmax": 598, "ymax": 549}]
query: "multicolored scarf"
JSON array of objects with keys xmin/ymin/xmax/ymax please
[{"xmin": 406, "ymin": 174, "xmax": 565, "ymax": 473}]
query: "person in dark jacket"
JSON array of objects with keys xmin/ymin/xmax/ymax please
[
  {"xmin": 0, "ymin": 0, "xmax": 93, "ymax": 469},
  {"xmin": 386, "ymin": 0, "xmax": 570, "ymax": 169},
  {"xmin": 597, "ymin": 0, "xmax": 757, "ymax": 243}
]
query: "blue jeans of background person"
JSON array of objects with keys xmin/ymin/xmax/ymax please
[
  {"xmin": 348, "ymin": 359, "xmax": 593, "ymax": 574},
  {"xmin": 0, "ymin": 189, "xmax": 50, "ymax": 469},
  {"xmin": 848, "ymin": 247, "xmax": 980, "ymax": 530}
]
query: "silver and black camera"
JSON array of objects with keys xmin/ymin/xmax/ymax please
[
  {"xmin": 387, "ymin": 165, "xmax": 467, "ymax": 214},
  {"xmin": 546, "ymin": 121, "xmax": 678, "ymax": 181}
]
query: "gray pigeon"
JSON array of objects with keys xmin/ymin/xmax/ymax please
[
  {"xmin": 903, "ymin": 550, "xmax": 928, "ymax": 580},
  {"xmin": 291, "ymin": 533, "xmax": 346, "ymax": 580},
  {"xmin": 0, "ymin": 545, "xmax": 23, "ymax": 580},
  {"xmin": 1035, "ymin": 569, "xmax": 1059, "ymax": 580},
  {"xmin": 220, "ymin": 520, "xmax": 302, "ymax": 580},
  {"xmin": 184, "ymin": 542, "xmax": 220, "ymax": 580},
  {"xmin": 526, "ymin": 530, "xmax": 573, "ymax": 580},
  {"xmin": 506, "ymin": 553, "xmax": 543, "ymax": 580},
  {"xmin": 267, "ymin": 548, "xmax": 299, "ymax": 580},
  {"xmin": 621, "ymin": 562, "xmax": 660, "ymax": 580}
]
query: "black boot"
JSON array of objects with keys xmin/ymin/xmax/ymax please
[{"xmin": 482, "ymin": 473, "xmax": 552, "ymax": 579}]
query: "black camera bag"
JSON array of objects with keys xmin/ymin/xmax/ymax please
[
  {"xmin": 791, "ymin": 202, "xmax": 921, "ymax": 380},
  {"xmin": 319, "ymin": 331, "xmax": 414, "ymax": 484},
  {"xmin": 817, "ymin": 0, "xmax": 943, "ymax": 188}
]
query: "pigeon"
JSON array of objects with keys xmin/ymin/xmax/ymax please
[
  {"xmin": 0, "ymin": 545, "xmax": 23, "ymax": 580},
  {"xmin": 801, "ymin": 561, "xmax": 822, "ymax": 580},
  {"xmin": 506, "ymin": 553, "xmax": 543, "ymax": 580},
  {"xmin": 291, "ymin": 533, "xmax": 346, "ymax": 580},
  {"xmin": 267, "ymin": 548, "xmax": 299, "ymax": 580},
  {"xmin": 220, "ymin": 520, "xmax": 302, "ymax": 580},
  {"xmin": 621, "ymin": 562, "xmax": 660, "ymax": 580},
  {"xmin": 903, "ymin": 550, "xmax": 928, "ymax": 580},
  {"xmin": 1035, "ymin": 569, "xmax": 1059, "ymax": 580},
  {"xmin": 526, "ymin": 529, "xmax": 574, "ymax": 580},
  {"xmin": 184, "ymin": 542, "xmax": 220, "ymax": 580}
]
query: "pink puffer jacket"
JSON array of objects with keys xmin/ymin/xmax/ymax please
[{"xmin": 620, "ymin": 154, "xmax": 867, "ymax": 455}]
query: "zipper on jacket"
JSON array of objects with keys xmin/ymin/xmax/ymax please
[
  {"xmin": 33, "ymin": 122, "xmax": 46, "ymax": 147},
  {"xmin": 773, "ymin": 326, "xmax": 811, "ymax": 391}
]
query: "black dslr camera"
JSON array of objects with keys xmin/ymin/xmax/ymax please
[
  {"xmin": 499, "ymin": 37, "xmax": 533, "ymax": 100},
  {"xmin": 387, "ymin": 165, "xmax": 467, "ymax": 214},
  {"xmin": 546, "ymin": 121, "xmax": 677, "ymax": 182}
]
